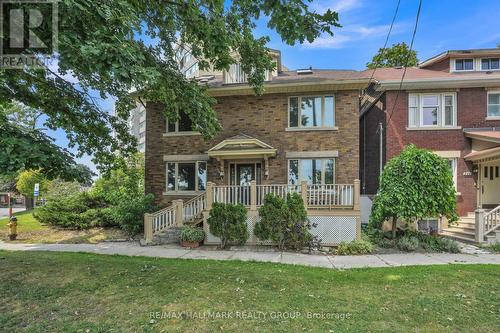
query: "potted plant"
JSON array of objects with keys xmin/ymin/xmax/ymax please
[{"xmin": 180, "ymin": 226, "xmax": 205, "ymax": 248}]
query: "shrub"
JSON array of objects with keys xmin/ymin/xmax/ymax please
[
  {"xmin": 111, "ymin": 194, "xmax": 156, "ymax": 236},
  {"xmin": 377, "ymin": 238, "xmax": 395, "ymax": 248},
  {"xmin": 336, "ymin": 239, "xmax": 373, "ymax": 255},
  {"xmin": 396, "ymin": 236, "xmax": 419, "ymax": 252},
  {"xmin": 255, "ymin": 193, "xmax": 319, "ymax": 250},
  {"xmin": 207, "ymin": 203, "xmax": 248, "ymax": 248},
  {"xmin": 180, "ymin": 226, "xmax": 205, "ymax": 243},
  {"xmin": 488, "ymin": 242, "xmax": 500, "ymax": 253}
]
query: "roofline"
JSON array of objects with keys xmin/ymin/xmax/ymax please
[
  {"xmin": 208, "ymin": 78, "xmax": 370, "ymax": 96},
  {"xmin": 377, "ymin": 76, "xmax": 500, "ymax": 90},
  {"xmin": 419, "ymin": 48, "xmax": 500, "ymax": 68}
]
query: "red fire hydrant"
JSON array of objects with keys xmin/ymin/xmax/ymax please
[{"xmin": 8, "ymin": 216, "xmax": 17, "ymax": 240}]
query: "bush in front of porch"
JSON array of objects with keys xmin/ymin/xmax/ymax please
[{"xmin": 207, "ymin": 203, "xmax": 248, "ymax": 248}]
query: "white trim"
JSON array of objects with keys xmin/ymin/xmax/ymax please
[
  {"xmin": 480, "ymin": 57, "xmax": 500, "ymax": 71},
  {"xmin": 288, "ymin": 95, "xmax": 336, "ymax": 129},
  {"xmin": 406, "ymin": 126, "xmax": 462, "ymax": 131},
  {"xmin": 451, "ymin": 58, "xmax": 475, "ymax": 72},
  {"xmin": 434, "ymin": 151, "xmax": 461, "ymax": 158},
  {"xmin": 163, "ymin": 154, "xmax": 209, "ymax": 162},
  {"xmin": 286, "ymin": 150, "xmax": 339, "ymax": 159},
  {"xmin": 486, "ymin": 116, "xmax": 500, "ymax": 121},
  {"xmin": 407, "ymin": 92, "xmax": 457, "ymax": 129},
  {"xmin": 487, "ymin": 90, "xmax": 500, "ymax": 118},
  {"xmin": 285, "ymin": 127, "xmax": 339, "ymax": 132},
  {"xmin": 163, "ymin": 132, "xmax": 202, "ymax": 137}
]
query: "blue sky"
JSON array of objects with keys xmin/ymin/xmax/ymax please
[{"xmin": 49, "ymin": 0, "xmax": 500, "ymax": 174}]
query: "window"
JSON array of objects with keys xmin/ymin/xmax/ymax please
[
  {"xmin": 184, "ymin": 63, "xmax": 199, "ymax": 78},
  {"xmin": 408, "ymin": 93, "xmax": 457, "ymax": 128},
  {"xmin": 487, "ymin": 92, "xmax": 500, "ymax": 117},
  {"xmin": 288, "ymin": 158, "xmax": 335, "ymax": 185},
  {"xmin": 481, "ymin": 58, "xmax": 500, "ymax": 70},
  {"xmin": 447, "ymin": 159, "xmax": 457, "ymax": 190},
  {"xmin": 455, "ymin": 58, "xmax": 474, "ymax": 71},
  {"xmin": 166, "ymin": 161, "xmax": 207, "ymax": 192},
  {"xmin": 166, "ymin": 111, "xmax": 194, "ymax": 133},
  {"xmin": 288, "ymin": 95, "xmax": 335, "ymax": 129}
]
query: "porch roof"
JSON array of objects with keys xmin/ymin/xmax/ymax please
[
  {"xmin": 207, "ymin": 134, "xmax": 277, "ymax": 159},
  {"xmin": 464, "ymin": 130, "xmax": 500, "ymax": 144},
  {"xmin": 464, "ymin": 146, "xmax": 500, "ymax": 162}
]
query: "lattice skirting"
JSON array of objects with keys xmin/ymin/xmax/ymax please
[{"xmin": 205, "ymin": 214, "xmax": 358, "ymax": 246}]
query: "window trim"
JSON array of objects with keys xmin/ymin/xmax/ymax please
[
  {"xmin": 447, "ymin": 158, "xmax": 458, "ymax": 191},
  {"xmin": 287, "ymin": 95, "xmax": 336, "ymax": 130},
  {"xmin": 164, "ymin": 161, "xmax": 207, "ymax": 194},
  {"xmin": 452, "ymin": 58, "xmax": 474, "ymax": 72},
  {"xmin": 287, "ymin": 158, "xmax": 336, "ymax": 185},
  {"xmin": 487, "ymin": 90, "xmax": 500, "ymax": 119},
  {"xmin": 480, "ymin": 58, "xmax": 500, "ymax": 71},
  {"xmin": 408, "ymin": 92, "xmax": 457, "ymax": 129},
  {"xmin": 164, "ymin": 111, "xmax": 201, "ymax": 136}
]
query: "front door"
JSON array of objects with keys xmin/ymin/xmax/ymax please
[
  {"xmin": 482, "ymin": 161, "xmax": 500, "ymax": 207},
  {"xmin": 229, "ymin": 162, "xmax": 262, "ymax": 186}
]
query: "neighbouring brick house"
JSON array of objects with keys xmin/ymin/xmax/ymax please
[
  {"xmin": 143, "ymin": 51, "xmax": 369, "ymax": 245},
  {"xmin": 360, "ymin": 48, "xmax": 500, "ymax": 243}
]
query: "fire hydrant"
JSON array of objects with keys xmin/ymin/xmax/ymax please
[{"xmin": 8, "ymin": 216, "xmax": 17, "ymax": 240}]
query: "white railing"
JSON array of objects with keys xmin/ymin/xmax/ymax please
[
  {"xmin": 307, "ymin": 184, "xmax": 354, "ymax": 207},
  {"xmin": 256, "ymin": 184, "xmax": 299, "ymax": 206},
  {"xmin": 484, "ymin": 205, "xmax": 500, "ymax": 235},
  {"xmin": 183, "ymin": 193, "xmax": 207, "ymax": 222},
  {"xmin": 151, "ymin": 206, "xmax": 176, "ymax": 234},
  {"xmin": 213, "ymin": 185, "xmax": 251, "ymax": 206}
]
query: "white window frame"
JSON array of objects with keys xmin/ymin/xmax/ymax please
[
  {"xmin": 287, "ymin": 95, "xmax": 336, "ymax": 130},
  {"xmin": 287, "ymin": 158, "xmax": 336, "ymax": 185},
  {"xmin": 453, "ymin": 58, "xmax": 474, "ymax": 72},
  {"xmin": 165, "ymin": 161, "xmax": 207, "ymax": 193},
  {"xmin": 487, "ymin": 91, "xmax": 500, "ymax": 119},
  {"xmin": 408, "ymin": 92, "xmax": 457, "ymax": 129},
  {"xmin": 480, "ymin": 58, "xmax": 500, "ymax": 71},
  {"xmin": 447, "ymin": 158, "xmax": 458, "ymax": 191}
]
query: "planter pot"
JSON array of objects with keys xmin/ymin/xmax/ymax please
[{"xmin": 181, "ymin": 240, "xmax": 200, "ymax": 248}]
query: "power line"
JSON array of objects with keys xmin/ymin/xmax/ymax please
[{"xmin": 386, "ymin": 0, "xmax": 423, "ymax": 125}]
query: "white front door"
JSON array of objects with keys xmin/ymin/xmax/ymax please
[{"xmin": 482, "ymin": 161, "xmax": 500, "ymax": 206}]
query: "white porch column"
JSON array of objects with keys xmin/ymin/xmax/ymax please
[{"xmin": 475, "ymin": 209, "xmax": 485, "ymax": 243}]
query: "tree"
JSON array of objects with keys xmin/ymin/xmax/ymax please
[
  {"xmin": 366, "ymin": 42, "xmax": 418, "ymax": 69},
  {"xmin": 16, "ymin": 170, "xmax": 49, "ymax": 198},
  {"xmin": 1, "ymin": 1, "xmax": 340, "ymax": 175},
  {"xmin": 369, "ymin": 145, "xmax": 458, "ymax": 238}
]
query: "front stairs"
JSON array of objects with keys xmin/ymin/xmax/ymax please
[{"xmin": 440, "ymin": 206, "xmax": 500, "ymax": 244}]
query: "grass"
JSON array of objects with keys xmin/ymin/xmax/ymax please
[
  {"xmin": 0, "ymin": 210, "xmax": 128, "ymax": 243},
  {"xmin": 0, "ymin": 251, "xmax": 499, "ymax": 332}
]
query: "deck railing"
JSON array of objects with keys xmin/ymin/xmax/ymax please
[
  {"xmin": 256, "ymin": 184, "xmax": 300, "ymax": 206},
  {"xmin": 150, "ymin": 206, "xmax": 176, "ymax": 234},
  {"xmin": 212, "ymin": 185, "xmax": 251, "ymax": 206},
  {"xmin": 307, "ymin": 184, "xmax": 354, "ymax": 207},
  {"xmin": 475, "ymin": 205, "xmax": 500, "ymax": 243}
]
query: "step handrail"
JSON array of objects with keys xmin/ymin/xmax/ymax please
[
  {"xmin": 183, "ymin": 192, "xmax": 207, "ymax": 222},
  {"xmin": 484, "ymin": 205, "xmax": 500, "ymax": 235}
]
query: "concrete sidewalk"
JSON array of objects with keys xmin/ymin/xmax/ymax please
[{"xmin": 1, "ymin": 241, "xmax": 499, "ymax": 269}]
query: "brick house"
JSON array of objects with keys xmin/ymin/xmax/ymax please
[
  {"xmin": 143, "ymin": 51, "xmax": 368, "ymax": 245},
  {"xmin": 360, "ymin": 49, "xmax": 500, "ymax": 242}
]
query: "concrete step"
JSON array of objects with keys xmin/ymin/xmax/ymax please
[
  {"xmin": 444, "ymin": 226, "xmax": 475, "ymax": 235},
  {"xmin": 466, "ymin": 212, "xmax": 475, "ymax": 218},
  {"xmin": 439, "ymin": 230, "xmax": 476, "ymax": 244}
]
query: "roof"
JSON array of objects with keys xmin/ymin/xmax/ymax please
[
  {"xmin": 464, "ymin": 129, "xmax": 500, "ymax": 144},
  {"xmin": 208, "ymin": 133, "xmax": 277, "ymax": 159},
  {"xmin": 464, "ymin": 146, "xmax": 500, "ymax": 161},
  {"xmin": 364, "ymin": 67, "xmax": 500, "ymax": 90},
  {"xmin": 419, "ymin": 48, "xmax": 500, "ymax": 68}
]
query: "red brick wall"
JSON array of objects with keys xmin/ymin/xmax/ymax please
[{"xmin": 384, "ymin": 88, "xmax": 500, "ymax": 215}]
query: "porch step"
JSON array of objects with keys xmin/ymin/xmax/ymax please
[
  {"xmin": 439, "ymin": 230, "xmax": 476, "ymax": 243},
  {"xmin": 152, "ymin": 227, "xmax": 182, "ymax": 245}
]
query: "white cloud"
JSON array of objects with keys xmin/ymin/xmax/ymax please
[{"xmin": 311, "ymin": 0, "xmax": 362, "ymax": 14}]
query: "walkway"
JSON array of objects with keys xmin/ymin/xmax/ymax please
[{"xmin": 1, "ymin": 241, "xmax": 499, "ymax": 269}]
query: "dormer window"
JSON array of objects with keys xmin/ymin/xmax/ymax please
[
  {"xmin": 481, "ymin": 58, "xmax": 500, "ymax": 71},
  {"xmin": 455, "ymin": 59, "xmax": 474, "ymax": 71}
]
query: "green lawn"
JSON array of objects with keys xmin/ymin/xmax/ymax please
[
  {"xmin": 0, "ymin": 251, "xmax": 498, "ymax": 332},
  {"xmin": 0, "ymin": 211, "xmax": 128, "ymax": 243}
]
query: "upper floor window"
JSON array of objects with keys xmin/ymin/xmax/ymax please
[
  {"xmin": 408, "ymin": 93, "xmax": 457, "ymax": 128},
  {"xmin": 488, "ymin": 92, "xmax": 500, "ymax": 118},
  {"xmin": 288, "ymin": 158, "xmax": 335, "ymax": 185},
  {"xmin": 455, "ymin": 58, "xmax": 474, "ymax": 71},
  {"xmin": 166, "ymin": 111, "xmax": 193, "ymax": 133},
  {"xmin": 288, "ymin": 95, "xmax": 335, "ymax": 129},
  {"xmin": 481, "ymin": 58, "xmax": 500, "ymax": 71}
]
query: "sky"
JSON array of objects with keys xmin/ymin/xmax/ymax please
[{"xmin": 48, "ymin": 0, "xmax": 500, "ymax": 174}]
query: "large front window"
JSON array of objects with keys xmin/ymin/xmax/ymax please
[
  {"xmin": 488, "ymin": 92, "xmax": 500, "ymax": 117},
  {"xmin": 408, "ymin": 93, "xmax": 457, "ymax": 128},
  {"xmin": 288, "ymin": 158, "xmax": 335, "ymax": 185},
  {"xmin": 166, "ymin": 161, "xmax": 207, "ymax": 192},
  {"xmin": 288, "ymin": 95, "xmax": 335, "ymax": 128}
]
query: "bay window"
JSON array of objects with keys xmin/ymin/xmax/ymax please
[
  {"xmin": 487, "ymin": 92, "xmax": 500, "ymax": 118},
  {"xmin": 288, "ymin": 158, "xmax": 335, "ymax": 185},
  {"xmin": 288, "ymin": 95, "xmax": 335, "ymax": 129},
  {"xmin": 408, "ymin": 93, "xmax": 457, "ymax": 128},
  {"xmin": 166, "ymin": 161, "xmax": 207, "ymax": 192}
]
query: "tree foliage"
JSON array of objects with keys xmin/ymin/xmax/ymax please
[
  {"xmin": 369, "ymin": 145, "xmax": 458, "ymax": 237},
  {"xmin": 366, "ymin": 42, "xmax": 418, "ymax": 69},
  {"xmin": 16, "ymin": 170, "xmax": 49, "ymax": 198},
  {"xmin": 1, "ymin": 0, "xmax": 340, "ymax": 174}
]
